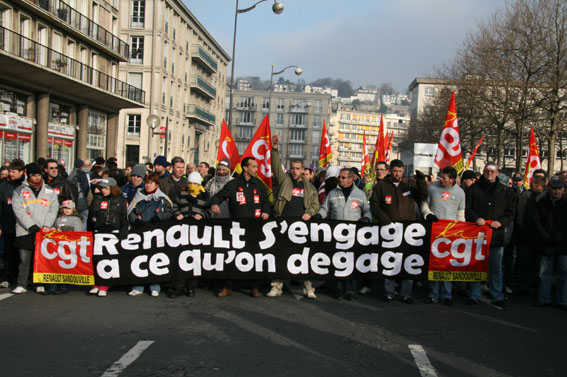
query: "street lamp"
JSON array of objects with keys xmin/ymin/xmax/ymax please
[
  {"xmin": 227, "ymin": 0, "xmax": 284, "ymax": 132},
  {"xmin": 146, "ymin": 114, "xmax": 169, "ymax": 160},
  {"xmin": 268, "ymin": 64, "xmax": 302, "ymax": 127}
]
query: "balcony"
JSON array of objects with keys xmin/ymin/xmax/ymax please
[
  {"xmin": 25, "ymin": 0, "xmax": 129, "ymax": 61},
  {"xmin": 290, "ymin": 104, "xmax": 310, "ymax": 113},
  {"xmin": 186, "ymin": 104, "xmax": 216, "ymax": 127},
  {"xmin": 190, "ymin": 75, "xmax": 216, "ymax": 100},
  {"xmin": 237, "ymin": 118, "xmax": 255, "ymax": 126},
  {"xmin": 0, "ymin": 26, "xmax": 144, "ymax": 107},
  {"xmin": 289, "ymin": 123, "xmax": 307, "ymax": 129},
  {"xmin": 191, "ymin": 44, "xmax": 217, "ymax": 74},
  {"xmin": 235, "ymin": 103, "xmax": 256, "ymax": 110}
]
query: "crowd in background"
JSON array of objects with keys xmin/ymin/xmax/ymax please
[{"xmin": 0, "ymin": 142, "xmax": 566, "ymax": 311}]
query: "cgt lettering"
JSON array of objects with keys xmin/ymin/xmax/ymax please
[{"xmin": 431, "ymin": 233, "xmax": 487, "ymax": 267}]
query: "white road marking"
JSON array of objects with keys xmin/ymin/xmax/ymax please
[
  {"xmin": 480, "ymin": 297, "xmax": 503, "ymax": 310},
  {"xmin": 0, "ymin": 293, "xmax": 13, "ymax": 301},
  {"xmin": 101, "ymin": 340, "xmax": 154, "ymax": 377},
  {"xmin": 409, "ymin": 344, "xmax": 439, "ymax": 377}
]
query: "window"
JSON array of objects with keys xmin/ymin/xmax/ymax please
[
  {"xmin": 238, "ymin": 97, "xmax": 254, "ymax": 108},
  {"xmin": 277, "ymin": 98, "xmax": 284, "ymax": 111},
  {"xmin": 87, "ymin": 111, "xmax": 106, "ymax": 158},
  {"xmin": 173, "ymin": 28, "xmax": 176, "ymax": 41},
  {"xmin": 276, "ymin": 113, "xmax": 284, "ymax": 126},
  {"xmin": 290, "ymin": 129, "xmax": 305, "ymax": 141},
  {"xmin": 131, "ymin": 0, "xmax": 145, "ymax": 28},
  {"xmin": 293, "ymin": 114, "xmax": 305, "ymax": 126},
  {"xmin": 238, "ymin": 126, "xmax": 253, "ymax": 139},
  {"xmin": 262, "ymin": 97, "xmax": 270, "ymax": 110},
  {"xmin": 424, "ymin": 87, "xmax": 435, "ymax": 97},
  {"xmin": 289, "ymin": 144, "xmax": 304, "ymax": 157},
  {"xmin": 240, "ymin": 112, "xmax": 253, "ymax": 124},
  {"xmin": 312, "ymin": 130, "xmax": 321, "ymax": 143},
  {"xmin": 313, "ymin": 115, "xmax": 321, "ymax": 128},
  {"xmin": 130, "ymin": 36, "xmax": 143, "ymax": 63},
  {"xmin": 170, "ymin": 96, "xmax": 173, "ymax": 108},
  {"xmin": 127, "ymin": 115, "xmax": 141, "ymax": 136},
  {"xmin": 162, "ymin": 92, "xmax": 166, "ymax": 105},
  {"xmin": 314, "ymin": 100, "xmax": 322, "ymax": 114},
  {"xmin": 49, "ymin": 103, "xmax": 70, "ymax": 123}
]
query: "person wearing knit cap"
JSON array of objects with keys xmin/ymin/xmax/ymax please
[
  {"xmin": 121, "ymin": 164, "xmax": 146, "ymax": 205},
  {"xmin": 461, "ymin": 170, "xmax": 477, "ymax": 189},
  {"xmin": 11, "ymin": 163, "xmax": 59, "ymax": 294},
  {"xmin": 153, "ymin": 155, "xmax": 170, "ymax": 180},
  {"xmin": 167, "ymin": 171, "xmax": 209, "ymax": 298}
]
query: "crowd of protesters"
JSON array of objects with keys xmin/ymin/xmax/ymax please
[{"xmin": 0, "ymin": 143, "xmax": 566, "ymax": 311}]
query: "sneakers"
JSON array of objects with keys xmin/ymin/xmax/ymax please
[
  {"xmin": 12, "ymin": 286, "xmax": 27, "ymax": 294},
  {"xmin": 304, "ymin": 288, "xmax": 317, "ymax": 299},
  {"xmin": 423, "ymin": 297, "xmax": 439, "ymax": 304},
  {"xmin": 151, "ymin": 290, "xmax": 159, "ymax": 297},
  {"xmin": 383, "ymin": 295, "xmax": 393, "ymax": 302},
  {"xmin": 0, "ymin": 281, "xmax": 9, "ymax": 288},
  {"xmin": 98, "ymin": 290, "xmax": 107, "ymax": 297},
  {"xmin": 36, "ymin": 286, "xmax": 45, "ymax": 294},
  {"xmin": 358, "ymin": 286, "xmax": 371, "ymax": 295},
  {"xmin": 128, "ymin": 290, "xmax": 143, "ymax": 296},
  {"xmin": 217, "ymin": 288, "xmax": 232, "ymax": 297},
  {"xmin": 401, "ymin": 296, "xmax": 413, "ymax": 304},
  {"xmin": 266, "ymin": 287, "xmax": 282, "ymax": 297},
  {"xmin": 89, "ymin": 287, "xmax": 99, "ymax": 295}
]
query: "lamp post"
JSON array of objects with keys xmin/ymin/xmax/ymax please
[
  {"xmin": 146, "ymin": 114, "xmax": 169, "ymax": 160},
  {"xmin": 227, "ymin": 0, "xmax": 284, "ymax": 133}
]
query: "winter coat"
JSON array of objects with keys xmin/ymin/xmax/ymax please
[
  {"xmin": 209, "ymin": 174, "xmax": 272, "ymax": 218},
  {"xmin": 172, "ymin": 185, "xmax": 209, "ymax": 219},
  {"xmin": 465, "ymin": 175, "xmax": 517, "ymax": 247},
  {"xmin": 533, "ymin": 194, "xmax": 567, "ymax": 255},
  {"xmin": 127, "ymin": 188, "xmax": 173, "ymax": 225},
  {"xmin": 271, "ymin": 148, "xmax": 319, "ymax": 217},
  {"xmin": 88, "ymin": 194, "xmax": 129, "ymax": 238},
  {"xmin": 0, "ymin": 178, "xmax": 23, "ymax": 234},
  {"xmin": 159, "ymin": 175, "xmax": 187, "ymax": 199},
  {"xmin": 44, "ymin": 174, "xmax": 78, "ymax": 205},
  {"xmin": 370, "ymin": 176, "xmax": 428, "ymax": 225},
  {"xmin": 12, "ymin": 181, "xmax": 59, "ymax": 249},
  {"xmin": 68, "ymin": 168, "xmax": 91, "ymax": 212},
  {"xmin": 56, "ymin": 213, "xmax": 83, "ymax": 232},
  {"xmin": 121, "ymin": 181, "xmax": 144, "ymax": 206},
  {"xmin": 318, "ymin": 184, "xmax": 371, "ymax": 221},
  {"xmin": 204, "ymin": 174, "xmax": 233, "ymax": 219}
]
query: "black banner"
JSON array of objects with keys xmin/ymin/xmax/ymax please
[{"xmin": 93, "ymin": 218, "xmax": 433, "ymax": 285}]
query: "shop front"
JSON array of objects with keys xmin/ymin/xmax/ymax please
[
  {"xmin": 47, "ymin": 123, "xmax": 75, "ymax": 168},
  {"xmin": 0, "ymin": 113, "xmax": 34, "ymax": 163}
]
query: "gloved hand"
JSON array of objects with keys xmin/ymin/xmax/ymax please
[
  {"xmin": 415, "ymin": 170, "xmax": 426, "ymax": 181},
  {"xmin": 360, "ymin": 217, "xmax": 370, "ymax": 223},
  {"xmin": 28, "ymin": 225, "xmax": 41, "ymax": 234},
  {"xmin": 425, "ymin": 214, "xmax": 439, "ymax": 222},
  {"xmin": 311, "ymin": 213, "xmax": 322, "ymax": 220}
]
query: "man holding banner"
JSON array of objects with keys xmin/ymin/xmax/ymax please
[
  {"xmin": 465, "ymin": 162, "xmax": 516, "ymax": 308},
  {"xmin": 266, "ymin": 135, "xmax": 319, "ymax": 299},
  {"xmin": 210, "ymin": 156, "xmax": 272, "ymax": 297}
]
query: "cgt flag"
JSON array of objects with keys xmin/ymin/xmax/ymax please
[
  {"xmin": 240, "ymin": 115, "xmax": 274, "ymax": 199},
  {"xmin": 361, "ymin": 131, "xmax": 370, "ymax": 177},
  {"xmin": 216, "ymin": 119, "xmax": 241, "ymax": 171},
  {"xmin": 523, "ymin": 128, "xmax": 541, "ymax": 188},
  {"xmin": 33, "ymin": 231, "xmax": 95, "ymax": 285},
  {"xmin": 319, "ymin": 120, "xmax": 332, "ymax": 168},
  {"xmin": 465, "ymin": 135, "xmax": 484, "ymax": 171},
  {"xmin": 434, "ymin": 91, "xmax": 464, "ymax": 173},
  {"xmin": 385, "ymin": 131, "xmax": 394, "ymax": 163}
]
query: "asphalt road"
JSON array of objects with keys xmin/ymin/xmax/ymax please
[{"xmin": 0, "ymin": 284, "xmax": 563, "ymax": 377}]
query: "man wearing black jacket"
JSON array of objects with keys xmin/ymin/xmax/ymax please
[
  {"xmin": 43, "ymin": 159, "xmax": 78, "ymax": 205},
  {"xmin": 465, "ymin": 162, "xmax": 517, "ymax": 307},
  {"xmin": 210, "ymin": 157, "xmax": 272, "ymax": 297},
  {"xmin": 0, "ymin": 159, "xmax": 25, "ymax": 288}
]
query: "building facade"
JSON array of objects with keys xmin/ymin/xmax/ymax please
[
  {"xmin": 331, "ymin": 106, "xmax": 409, "ymax": 169},
  {"xmin": 117, "ymin": 0, "xmax": 229, "ymax": 165},
  {"xmin": 0, "ymin": 0, "xmax": 145, "ymax": 167},
  {"xmin": 230, "ymin": 89, "xmax": 331, "ymax": 169}
]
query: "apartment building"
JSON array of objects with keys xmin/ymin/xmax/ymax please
[
  {"xmin": 331, "ymin": 106, "xmax": 409, "ymax": 169},
  {"xmin": 230, "ymin": 89, "xmax": 331, "ymax": 169},
  {"xmin": 117, "ymin": 0, "xmax": 229, "ymax": 165},
  {"xmin": 0, "ymin": 0, "xmax": 144, "ymax": 166}
]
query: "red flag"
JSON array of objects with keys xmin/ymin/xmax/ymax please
[
  {"xmin": 371, "ymin": 115, "xmax": 386, "ymax": 171},
  {"xmin": 240, "ymin": 115, "xmax": 273, "ymax": 198},
  {"xmin": 216, "ymin": 119, "xmax": 241, "ymax": 170},
  {"xmin": 465, "ymin": 136, "xmax": 484, "ymax": 171},
  {"xmin": 523, "ymin": 128, "xmax": 541, "ymax": 188},
  {"xmin": 319, "ymin": 121, "xmax": 332, "ymax": 168},
  {"xmin": 434, "ymin": 91, "xmax": 464, "ymax": 173},
  {"xmin": 385, "ymin": 132, "xmax": 394, "ymax": 163},
  {"xmin": 361, "ymin": 131, "xmax": 370, "ymax": 177}
]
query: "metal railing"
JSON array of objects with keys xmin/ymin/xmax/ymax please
[
  {"xmin": 186, "ymin": 104, "xmax": 216, "ymax": 125},
  {"xmin": 191, "ymin": 44, "xmax": 217, "ymax": 72},
  {"xmin": 190, "ymin": 75, "xmax": 216, "ymax": 98},
  {"xmin": 0, "ymin": 26, "xmax": 144, "ymax": 103},
  {"xmin": 29, "ymin": 0, "xmax": 129, "ymax": 59}
]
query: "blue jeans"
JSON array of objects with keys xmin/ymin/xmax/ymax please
[
  {"xmin": 132, "ymin": 284, "xmax": 160, "ymax": 293},
  {"xmin": 384, "ymin": 278, "xmax": 413, "ymax": 298},
  {"xmin": 469, "ymin": 246, "xmax": 504, "ymax": 302},
  {"xmin": 428, "ymin": 281, "xmax": 452, "ymax": 300},
  {"xmin": 538, "ymin": 255, "xmax": 567, "ymax": 305},
  {"xmin": 336, "ymin": 280, "xmax": 360, "ymax": 295}
]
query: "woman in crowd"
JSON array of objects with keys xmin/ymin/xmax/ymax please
[
  {"xmin": 87, "ymin": 177, "xmax": 128, "ymax": 297},
  {"xmin": 127, "ymin": 173, "xmax": 173, "ymax": 297}
]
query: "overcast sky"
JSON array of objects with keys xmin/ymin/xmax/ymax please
[{"xmin": 186, "ymin": 0, "xmax": 507, "ymax": 93}]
